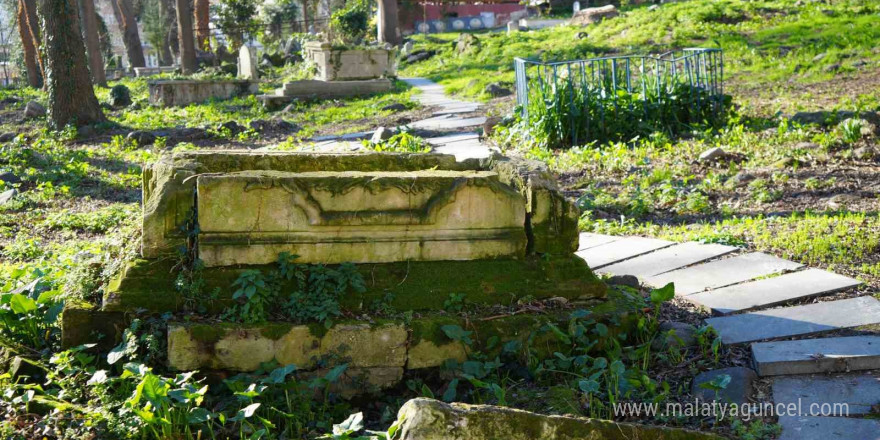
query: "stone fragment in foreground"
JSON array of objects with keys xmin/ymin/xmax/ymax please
[{"xmin": 394, "ymin": 398, "xmax": 722, "ymax": 440}]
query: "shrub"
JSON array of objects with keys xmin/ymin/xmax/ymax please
[{"xmin": 330, "ymin": 3, "xmax": 369, "ymax": 46}]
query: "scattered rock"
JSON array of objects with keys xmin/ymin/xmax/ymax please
[
  {"xmin": 794, "ymin": 141, "xmax": 820, "ymax": 150},
  {"xmin": 126, "ymin": 130, "xmax": 157, "ymax": 146},
  {"xmin": 23, "ymin": 101, "xmax": 45, "ymax": 118},
  {"xmin": 404, "ymin": 50, "xmax": 435, "ymax": 64},
  {"xmin": 653, "ymin": 321, "xmax": 697, "ymax": 351},
  {"xmin": 790, "ymin": 110, "xmax": 880, "ymax": 128},
  {"xmin": 9, "ymin": 356, "xmax": 44, "ymax": 382},
  {"xmin": 826, "ymin": 194, "xmax": 859, "ymax": 210},
  {"xmin": 77, "ymin": 125, "xmax": 95, "ymax": 138},
  {"xmin": 371, "ymin": 126, "xmax": 394, "ymax": 144},
  {"xmin": 570, "ymin": 5, "xmax": 619, "ymax": 26},
  {"xmin": 698, "ymin": 147, "xmax": 728, "ymax": 163},
  {"xmin": 381, "ymin": 103, "xmax": 407, "ymax": 112},
  {"xmin": 402, "ymin": 41, "xmax": 414, "ymax": 55},
  {"xmin": 0, "ymin": 132, "xmax": 16, "ymax": 142},
  {"xmin": 0, "ymin": 171, "xmax": 21, "ymax": 185},
  {"xmin": 455, "ymin": 33, "xmax": 481, "ymax": 55},
  {"xmin": 248, "ymin": 118, "xmax": 299, "ymax": 133},
  {"xmin": 852, "ymin": 60, "xmax": 869, "ymax": 68},
  {"xmin": 109, "ymin": 84, "xmax": 132, "ymax": 107},
  {"xmin": 0, "ymin": 188, "xmax": 17, "ymax": 205},
  {"xmin": 727, "ymin": 171, "xmax": 755, "ymax": 187},
  {"xmin": 853, "ymin": 146, "xmax": 876, "ymax": 160},
  {"xmin": 482, "ymin": 116, "xmax": 501, "ymax": 136},
  {"xmin": 823, "ymin": 63, "xmax": 841, "ymax": 73},
  {"xmin": 178, "ymin": 127, "xmax": 209, "ymax": 140},
  {"xmin": 281, "ymin": 103, "xmax": 297, "ymax": 114},
  {"xmin": 1, "ymin": 96, "xmax": 21, "ymax": 105},
  {"xmin": 692, "ymin": 367, "xmax": 757, "ymax": 406},
  {"xmin": 394, "ymin": 398, "xmax": 722, "ymax": 440},
  {"xmin": 607, "ymin": 274, "xmax": 640, "ymax": 289},
  {"xmin": 811, "ymin": 52, "xmax": 827, "ymax": 63},
  {"xmin": 485, "ymin": 83, "xmax": 512, "ymax": 98},
  {"xmin": 216, "ymin": 120, "xmax": 246, "ymax": 135},
  {"xmin": 648, "ymin": 4, "xmax": 659, "ymax": 10}
]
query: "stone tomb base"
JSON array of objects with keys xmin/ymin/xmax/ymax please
[
  {"xmin": 148, "ymin": 80, "xmax": 259, "ymax": 107},
  {"xmin": 258, "ymin": 79, "xmax": 394, "ymax": 108}
]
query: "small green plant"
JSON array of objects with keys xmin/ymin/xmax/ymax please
[
  {"xmin": 225, "ymin": 270, "xmax": 273, "ymax": 324},
  {"xmin": 330, "ymin": 2, "xmax": 369, "ymax": 45},
  {"xmin": 363, "ymin": 129, "xmax": 431, "ymax": 153},
  {"xmin": 443, "ymin": 293, "xmax": 467, "ymax": 314}
]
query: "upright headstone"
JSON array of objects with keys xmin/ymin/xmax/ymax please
[
  {"xmin": 507, "ymin": 21, "xmax": 520, "ymax": 34},
  {"xmin": 573, "ymin": 1, "xmax": 580, "ymax": 12},
  {"xmin": 402, "ymin": 41, "xmax": 414, "ymax": 55},
  {"xmin": 238, "ymin": 46, "xmax": 258, "ymax": 80}
]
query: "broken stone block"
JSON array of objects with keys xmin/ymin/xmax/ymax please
[
  {"xmin": 692, "ymin": 366, "xmax": 756, "ymax": 406},
  {"xmin": 570, "ymin": 5, "xmax": 619, "ymax": 26},
  {"xmin": 24, "ymin": 101, "xmax": 45, "ymax": 118}
]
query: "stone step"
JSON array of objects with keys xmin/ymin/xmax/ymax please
[
  {"xmin": 408, "ymin": 115, "xmax": 487, "ymax": 131},
  {"xmin": 598, "ymin": 242, "xmax": 737, "ymax": 278},
  {"xmin": 752, "ymin": 336, "xmax": 880, "ymax": 376},
  {"xmin": 575, "ymin": 236, "xmax": 674, "ymax": 269},
  {"xmin": 646, "ymin": 253, "xmax": 803, "ymax": 295},
  {"xmin": 778, "ymin": 416, "xmax": 880, "ymax": 440},
  {"xmin": 577, "ymin": 232, "xmax": 620, "ymax": 251},
  {"xmin": 772, "ymin": 373, "xmax": 880, "ymax": 416},
  {"xmin": 705, "ymin": 296, "xmax": 880, "ymax": 344},
  {"xmin": 688, "ymin": 269, "xmax": 862, "ymax": 315}
]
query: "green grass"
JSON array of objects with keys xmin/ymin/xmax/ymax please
[{"xmin": 400, "ymin": 0, "xmax": 880, "ymax": 109}]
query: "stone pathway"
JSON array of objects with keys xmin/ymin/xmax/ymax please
[
  {"xmin": 578, "ymin": 233, "xmax": 880, "ymax": 439},
  {"xmin": 301, "ymin": 78, "xmax": 492, "ymax": 161}
]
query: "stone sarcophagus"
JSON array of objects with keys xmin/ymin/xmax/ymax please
[
  {"xmin": 304, "ymin": 41, "xmax": 396, "ymax": 81},
  {"xmin": 65, "ymin": 150, "xmax": 606, "ymax": 385}
]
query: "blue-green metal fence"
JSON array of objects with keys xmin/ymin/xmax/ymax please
[{"xmin": 513, "ymin": 48, "xmax": 724, "ymax": 146}]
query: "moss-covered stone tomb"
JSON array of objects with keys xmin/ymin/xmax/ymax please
[{"xmin": 62, "ymin": 150, "xmax": 608, "ymax": 393}]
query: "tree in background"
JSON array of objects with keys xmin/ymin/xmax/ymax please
[
  {"xmin": 79, "ymin": 0, "xmax": 106, "ymax": 85},
  {"xmin": 193, "ymin": 0, "xmax": 209, "ymax": 50},
  {"xmin": 142, "ymin": 0, "xmax": 173, "ymax": 65},
  {"xmin": 259, "ymin": 0, "xmax": 297, "ymax": 42},
  {"xmin": 17, "ymin": 0, "xmax": 42, "ymax": 87},
  {"xmin": 108, "ymin": 0, "xmax": 146, "ymax": 68},
  {"xmin": 175, "ymin": 0, "xmax": 196, "ymax": 72},
  {"xmin": 39, "ymin": 0, "xmax": 105, "ymax": 127},
  {"xmin": 214, "ymin": 0, "xmax": 257, "ymax": 51},
  {"xmin": 376, "ymin": 0, "xmax": 399, "ymax": 45}
]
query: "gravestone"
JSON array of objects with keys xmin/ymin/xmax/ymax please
[{"xmin": 238, "ymin": 45, "xmax": 258, "ymax": 80}]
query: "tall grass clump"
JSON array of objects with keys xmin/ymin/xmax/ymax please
[{"xmin": 512, "ymin": 51, "xmax": 728, "ymax": 149}]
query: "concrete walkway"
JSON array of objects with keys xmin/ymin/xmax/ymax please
[{"xmin": 578, "ymin": 233, "xmax": 880, "ymax": 439}]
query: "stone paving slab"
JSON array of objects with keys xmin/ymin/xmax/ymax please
[
  {"xmin": 426, "ymin": 132, "xmax": 481, "ymax": 146},
  {"xmin": 772, "ymin": 373, "xmax": 880, "ymax": 415},
  {"xmin": 409, "ymin": 115, "xmax": 487, "ymax": 130},
  {"xmin": 575, "ymin": 236, "xmax": 674, "ymax": 269},
  {"xmin": 598, "ymin": 242, "xmax": 737, "ymax": 278},
  {"xmin": 577, "ymin": 232, "xmax": 620, "ymax": 251},
  {"xmin": 646, "ymin": 253, "xmax": 803, "ymax": 295},
  {"xmin": 752, "ymin": 336, "xmax": 880, "ymax": 376},
  {"xmin": 433, "ymin": 140, "xmax": 491, "ymax": 160},
  {"xmin": 705, "ymin": 296, "xmax": 880, "ymax": 344},
  {"xmin": 778, "ymin": 416, "xmax": 880, "ymax": 440},
  {"xmin": 689, "ymin": 269, "xmax": 861, "ymax": 315}
]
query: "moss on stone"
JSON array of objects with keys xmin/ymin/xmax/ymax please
[
  {"xmin": 259, "ymin": 322, "xmax": 295, "ymax": 340},
  {"xmin": 188, "ymin": 325, "xmax": 227, "ymax": 345}
]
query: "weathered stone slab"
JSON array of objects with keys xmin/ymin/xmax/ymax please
[
  {"xmin": 148, "ymin": 80, "xmax": 258, "ymax": 107},
  {"xmin": 394, "ymin": 398, "xmax": 723, "ymax": 440},
  {"xmin": 691, "ymin": 366, "xmax": 756, "ymax": 405},
  {"xmin": 646, "ymin": 253, "xmax": 803, "ymax": 295},
  {"xmin": 575, "ymin": 236, "xmax": 674, "ymax": 269},
  {"xmin": 577, "ymin": 232, "xmax": 619, "ymax": 250},
  {"xmin": 167, "ymin": 322, "xmax": 408, "ymax": 371},
  {"xmin": 196, "ymin": 170, "xmax": 527, "ymax": 266},
  {"xmin": 409, "ymin": 115, "xmax": 487, "ymax": 130},
  {"xmin": 134, "ymin": 66, "xmax": 177, "ymax": 77},
  {"xmin": 752, "ymin": 336, "xmax": 880, "ymax": 376},
  {"xmin": 433, "ymin": 139, "xmax": 491, "ymax": 160},
  {"xmin": 304, "ymin": 41, "xmax": 396, "ymax": 81},
  {"xmin": 705, "ymin": 296, "xmax": 880, "ymax": 344},
  {"xmin": 772, "ymin": 373, "xmax": 880, "ymax": 415},
  {"xmin": 142, "ymin": 151, "xmax": 476, "ymax": 258},
  {"xmin": 272, "ymin": 79, "xmax": 394, "ymax": 100},
  {"xmin": 778, "ymin": 416, "xmax": 880, "ymax": 440},
  {"xmin": 598, "ymin": 242, "xmax": 737, "ymax": 278},
  {"xmin": 426, "ymin": 132, "xmax": 480, "ymax": 146},
  {"xmin": 689, "ymin": 269, "xmax": 861, "ymax": 315}
]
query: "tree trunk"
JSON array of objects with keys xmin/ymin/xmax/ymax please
[
  {"xmin": 21, "ymin": 0, "xmax": 44, "ymax": 80},
  {"xmin": 301, "ymin": 0, "xmax": 309, "ymax": 32},
  {"xmin": 156, "ymin": 0, "xmax": 174, "ymax": 65},
  {"xmin": 175, "ymin": 0, "xmax": 196, "ymax": 73},
  {"xmin": 193, "ymin": 0, "xmax": 209, "ymax": 51},
  {"xmin": 376, "ymin": 0, "xmax": 400, "ymax": 46},
  {"xmin": 17, "ymin": 0, "xmax": 41, "ymax": 87},
  {"xmin": 109, "ymin": 0, "xmax": 146, "ymax": 68},
  {"xmin": 40, "ymin": 0, "xmax": 106, "ymax": 128},
  {"xmin": 164, "ymin": 0, "xmax": 179, "ymax": 58},
  {"xmin": 78, "ymin": 0, "xmax": 106, "ymax": 85}
]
